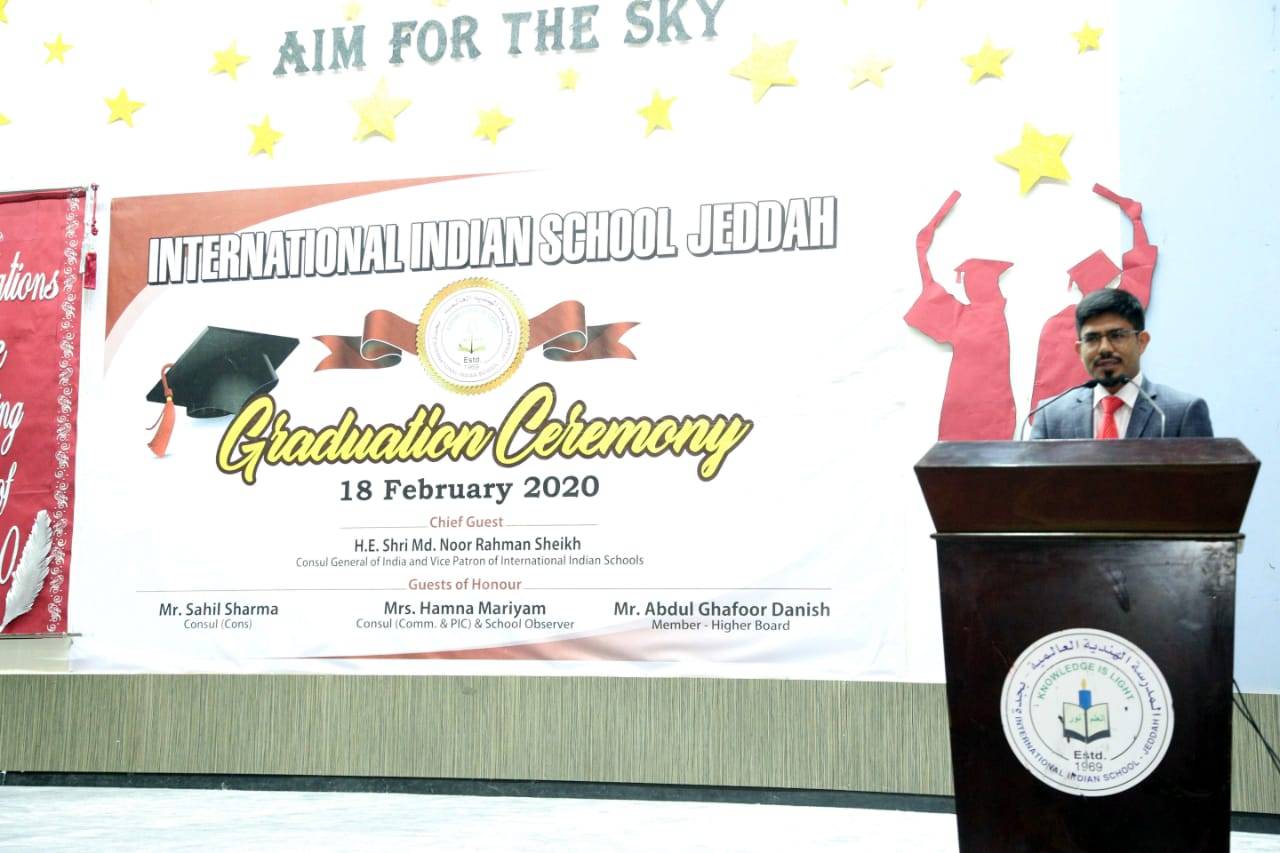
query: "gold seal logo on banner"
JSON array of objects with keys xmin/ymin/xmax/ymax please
[
  {"xmin": 415, "ymin": 278, "xmax": 530, "ymax": 395},
  {"xmin": 313, "ymin": 279, "xmax": 636, "ymax": 390}
]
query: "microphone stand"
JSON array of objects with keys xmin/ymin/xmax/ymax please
[
  {"xmin": 1018, "ymin": 380, "xmax": 1100, "ymax": 441},
  {"xmin": 1116, "ymin": 375, "xmax": 1167, "ymax": 438}
]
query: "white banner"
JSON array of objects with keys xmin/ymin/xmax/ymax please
[{"xmin": 56, "ymin": 0, "xmax": 1124, "ymax": 677}]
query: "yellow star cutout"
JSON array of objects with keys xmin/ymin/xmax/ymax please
[
  {"xmin": 963, "ymin": 38, "xmax": 1012, "ymax": 84},
  {"xmin": 560, "ymin": 68, "xmax": 579, "ymax": 90},
  {"xmin": 210, "ymin": 42, "xmax": 249, "ymax": 80},
  {"xmin": 1073, "ymin": 23, "xmax": 1103, "ymax": 53},
  {"xmin": 730, "ymin": 36, "xmax": 798, "ymax": 103},
  {"xmin": 248, "ymin": 116, "xmax": 284, "ymax": 158},
  {"xmin": 474, "ymin": 107, "xmax": 514, "ymax": 144},
  {"xmin": 352, "ymin": 78, "xmax": 411, "ymax": 142},
  {"xmin": 45, "ymin": 34, "xmax": 72, "ymax": 64},
  {"xmin": 849, "ymin": 57, "xmax": 893, "ymax": 90},
  {"xmin": 0, "ymin": 114, "xmax": 10, "ymax": 126},
  {"xmin": 104, "ymin": 89, "xmax": 144, "ymax": 127},
  {"xmin": 343, "ymin": 2, "xmax": 361, "ymax": 20},
  {"xmin": 637, "ymin": 91, "xmax": 675, "ymax": 136},
  {"xmin": 995, "ymin": 124, "xmax": 1071, "ymax": 195}
]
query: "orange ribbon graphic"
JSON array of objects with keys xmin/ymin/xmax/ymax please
[{"xmin": 314, "ymin": 301, "xmax": 637, "ymax": 371}]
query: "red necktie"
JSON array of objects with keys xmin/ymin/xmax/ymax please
[{"xmin": 1098, "ymin": 395, "xmax": 1124, "ymax": 439}]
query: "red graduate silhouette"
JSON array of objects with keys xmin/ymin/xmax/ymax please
[
  {"xmin": 1029, "ymin": 184, "xmax": 1156, "ymax": 410},
  {"xmin": 905, "ymin": 191, "xmax": 1017, "ymax": 440}
]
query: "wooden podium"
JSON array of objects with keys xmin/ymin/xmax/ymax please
[{"xmin": 915, "ymin": 439, "xmax": 1259, "ymax": 853}]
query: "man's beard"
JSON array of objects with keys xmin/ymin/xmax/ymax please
[
  {"xmin": 1091, "ymin": 353, "xmax": 1126, "ymax": 387},
  {"xmin": 1096, "ymin": 369, "xmax": 1127, "ymax": 388}
]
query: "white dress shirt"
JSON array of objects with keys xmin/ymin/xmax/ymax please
[{"xmin": 1091, "ymin": 372, "xmax": 1142, "ymax": 438}]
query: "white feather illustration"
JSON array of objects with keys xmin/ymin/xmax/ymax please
[{"xmin": 1, "ymin": 510, "xmax": 52, "ymax": 632}]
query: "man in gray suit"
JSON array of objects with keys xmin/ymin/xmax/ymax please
[{"xmin": 1031, "ymin": 288, "xmax": 1213, "ymax": 439}]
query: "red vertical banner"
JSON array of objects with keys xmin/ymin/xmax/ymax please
[{"xmin": 0, "ymin": 188, "xmax": 87, "ymax": 634}]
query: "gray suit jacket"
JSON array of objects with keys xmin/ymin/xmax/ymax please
[{"xmin": 1030, "ymin": 377, "xmax": 1213, "ymax": 439}]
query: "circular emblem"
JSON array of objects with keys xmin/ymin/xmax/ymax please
[
  {"xmin": 1000, "ymin": 628, "xmax": 1173, "ymax": 797},
  {"xmin": 417, "ymin": 278, "xmax": 529, "ymax": 394}
]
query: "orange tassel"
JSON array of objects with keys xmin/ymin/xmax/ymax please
[{"xmin": 147, "ymin": 363, "xmax": 176, "ymax": 457}]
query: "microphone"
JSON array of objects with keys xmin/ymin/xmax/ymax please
[
  {"xmin": 1114, "ymin": 375, "xmax": 1167, "ymax": 438},
  {"xmin": 1019, "ymin": 380, "xmax": 1100, "ymax": 440}
]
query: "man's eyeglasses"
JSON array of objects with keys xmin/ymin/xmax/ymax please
[{"xmin": 1078, "ymin": 328, "xmax": 1141, "ymax": 347}]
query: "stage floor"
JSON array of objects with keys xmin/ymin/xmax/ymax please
[{"xmin": 0, "ymin": 786, "xmax": 1276, "ymax": 852}]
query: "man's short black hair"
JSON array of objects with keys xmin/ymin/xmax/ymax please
[{"xmin": 1076, "ymin": 287, "xmax": 1145, "ymax": 334}]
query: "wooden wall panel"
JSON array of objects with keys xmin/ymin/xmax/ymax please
[{"xmin": 0, "ymin": 675, "xmax": 1275, "ymax": 814}]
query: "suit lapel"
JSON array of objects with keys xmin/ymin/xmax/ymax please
[
  {"xmin": 1128, "ymin": 379, "xmax": 1156, "ymax": 438},
  {"xmin": 1072, "ymin": 387, "xmax": 1094, "ymax": 438}
]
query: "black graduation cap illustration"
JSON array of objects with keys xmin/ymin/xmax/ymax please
[{"xmin": 146, "ymin": 326, "xmax": 298, "ymax": 456}]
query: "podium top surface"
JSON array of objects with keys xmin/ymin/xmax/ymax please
[{"xmin": 914, "ymin": 438, "xmax": 1260, "ymax": 534}]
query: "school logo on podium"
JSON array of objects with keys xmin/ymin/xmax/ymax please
[
  {"xmin": 1000, "ymin": 628, "xmax": 1173, "ymax": 796},
  {"xmin": 1061, "ymin": 680, "xmax": 1110, "ymax": 744}
]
